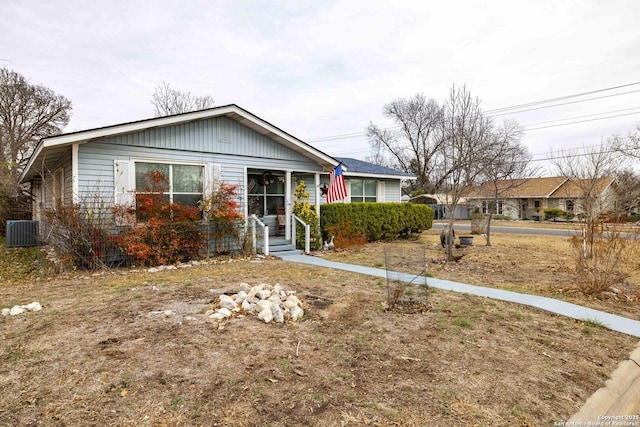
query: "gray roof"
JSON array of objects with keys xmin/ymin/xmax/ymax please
[{"xmin": 335, "ymin": 157, "xmax": 412, "ymax": 177}]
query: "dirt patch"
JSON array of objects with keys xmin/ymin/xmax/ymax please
[
  {"xmin": 323, "ymin": 228, "xmax": 640, "ymax": 320},
  {"xmin": 0, "ymin": 234, "xmax": 639, "ymax": 426}
]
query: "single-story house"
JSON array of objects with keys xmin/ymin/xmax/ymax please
[
  {"xmin": 19, "ymin": 104, "xmax": 413, "ymax": 244},
  {"xmin": 408, "ymin": 194, "xmax": 470, "ymax": 220},
  {"xmin": 464, "ymin": 176, "xmax": 617, "ymax": 220}
]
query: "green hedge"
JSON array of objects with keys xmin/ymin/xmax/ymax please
[{"xmin": 320, "ymin": 203, "xmax": 434, "ymax": 241}]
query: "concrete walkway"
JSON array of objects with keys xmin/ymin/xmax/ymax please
[
  {"xmin": 282, "ymin": 254, "xmax": 640, "ymax": 421},
  {"xmin": 282, "ymin": 254, "xmax": 640, "ymax": 338}
]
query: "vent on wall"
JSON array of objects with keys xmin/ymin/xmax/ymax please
[{"xmin": 6, "ymin": 220, "xmax": 39, "ymax": 248}]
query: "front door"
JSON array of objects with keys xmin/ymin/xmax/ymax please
[{"xmin": 247, "ymin": 170, "xmax": 286, "ymax": 235}]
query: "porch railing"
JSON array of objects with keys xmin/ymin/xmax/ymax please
[
  {"xmin": 292, "ymin": 214, "xmax": 310, "ymax": 254},
  {"xmin": 249, "ymin": 214, "xmax": 269, "ymax": 256}
]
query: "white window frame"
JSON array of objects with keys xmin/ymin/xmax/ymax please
[
  {"xmin": 350, "ymin": 178, "xmax": 377, "ymax": 203},
  {"xmin": 133, "ymin": 160, "xmax": 205, "ymax": 207}
]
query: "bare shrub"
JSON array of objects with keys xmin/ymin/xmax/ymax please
[
  {"xmin": 570, "ymin": 224, "xmax": 639, "ymax": 295},
  {"xmin": 327, "ymin": 221, "xmax": 366, "ymax": 250}
]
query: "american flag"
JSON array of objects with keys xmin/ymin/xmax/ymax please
[{"xmin": 327, "ymin": 164, "xmax": 347, "ymax": 203}]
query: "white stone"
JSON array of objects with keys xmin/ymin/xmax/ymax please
[
  {"xmin": 273, "ymin": 283, "xmax": 283, "ymax": 294},
  {"xmin": 216, "ymin": 307, "xmax": 232, "ymax": 317},
  {"xmin": 219, "ymin": 295, "xmax": 238, "ymax": 310},
  {"xmin": 148, "ymin": 268, "xmax": 160, "ymax": 273},
  {"xmin": 209, "ymin": 312, "xmax": 227, "ymax": 320},
  {"xmin": 268, "ymin": 293, "xmax": 282, "ymax": 304},
  {"xmin": 256, "ymin": 300, "xmax": 272, "ymax": 312},
  {"xmin": 257, "ymin": 308, "xmax": 273, "ymax": 323},
  {"xmin": 247, "ymin": 284, "xmax": 264, "ymax": 298},
  {"xmin": 9, "ymin": 306, "xmax": 24, "ymax": 316},
  {"xmin": 239, "ymin": 282, "xmax": 252, "ymax": 293},
  {"xmin": 25, "ymin": 302, "xmax": 42, "ymax": 312},
  {"xmin": 284, "ymin": 295, "xmax": 302, "ymax": 309},
  {"xmin": 241, "ymin": 299, "xmax": 255, "ymax": 312},
  {"xmin": 256, "ymin": 289, "xmax": 271, "ymax": 300},
  {"xmin": 234, "ymin": 291, "xmax": 248, "ymax": 304},
  {"xmin": 165, "ymin": 265, "xmax": 177, "ymax": 270},
  {"xmin": 289, "ymin": 305, "xmax": 304, "ymax": 321},
  {"xmin": 1, "ymin": 308, "xmax": 9, "ymax": 316},
  {"xmin": 164, "ymin": 310, "xmax": 175, "ymax": 316},
  {"xmin": 271, "ymin": 303, "xmax": 285, "ymax": 323}
]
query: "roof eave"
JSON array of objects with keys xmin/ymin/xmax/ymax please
[
  {"xmin": 20, "ymin": 104, "xmax": 340, "ymax": 181},
  {"xmin": 345, "ymin": 171, "xmax": 415, "ymax": 180}
]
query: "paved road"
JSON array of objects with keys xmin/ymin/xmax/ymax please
[
  {"xmin": 432, "ymin": 221, "xmax": 575, "ymax": 237},
  {"xmin": 432, "ymin": 221, "xmax": 639, "ymax": 239}
]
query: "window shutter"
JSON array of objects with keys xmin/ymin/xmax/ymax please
[
  {"xmin": 114, "ymin": 160, "xmax": 133, "ymax": 205},
  {"xmin": 377, "ymin": 181, "xmax": 385, "ymax": 202},
  {"xmin": 204, "ymin": 163, "xmax": 222, "ymax": 199}
]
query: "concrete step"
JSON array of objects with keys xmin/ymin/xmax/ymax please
[{"xmin": 268, "ymin": 237, "xmax": 302, "ymax": 257}]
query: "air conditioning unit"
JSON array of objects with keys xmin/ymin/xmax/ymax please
[{"xmin": 6, "ymin": 220, "xmax": 39, "ymax": 248}]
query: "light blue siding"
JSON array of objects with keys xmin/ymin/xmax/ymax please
[
  {"xmin": 99, "ymin": 116, "xmax": 311, "ymax": 162},
  {"xmin": 75, "ymin": 114, "xmax": 325, "ymax": 205}
]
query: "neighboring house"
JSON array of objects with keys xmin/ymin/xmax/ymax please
[
  {"xmin": 333, "ymin": 157, "xmax": 413, "ymax": 204},
  {"xmin": 464, "ymin": 176, "xmax": 617, "ymax": 220},
  {"xmin": 19, "ymin": 105, "xmax": 412, "ymax": 242},
  {"xmin": 408, "ymin": 194, "xmax": 470, "ymax": 220}
]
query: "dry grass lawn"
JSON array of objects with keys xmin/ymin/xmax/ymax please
[{"xmin": 1, "ymin": 229, "xmax": 639, "ymax": 426}]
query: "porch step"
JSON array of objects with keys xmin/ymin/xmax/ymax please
[{"xmin": 268, "ymin": 237, "xmax": 303, "ymax": 257}]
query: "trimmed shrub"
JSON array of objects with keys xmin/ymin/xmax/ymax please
[
  {"xmin": 492, "ymin": 214, "xmax": 512, "ymax": 221},
  {"xmin": 544, "ymin": 207, "xmax": 564, "ymax": 221},
  {"xmin": 320, "ymin": 203, "xmax": 433, "ymax": 242}
]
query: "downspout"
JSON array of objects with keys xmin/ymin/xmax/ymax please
[
  {"xmin": 285, "ymin": 170, "xmax": 292, "ymax": 240},
  {"xmin": 72, "ymin": 143, "xmax": 79, "ymax": 204},
  {"xmin": 315, "ymin": 173, "xmax": 321, "ymax": 217}
]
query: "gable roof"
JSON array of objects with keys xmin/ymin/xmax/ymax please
[
  {"xmin": 464, "ymin": 176, "xmax": 568, "ymax": 199},
  {"xmin": 549, "ymin": 177, "xmax": 616, "ymax": 198},
  {"xmin": 335, "ymin": 157, "xmax": 414, "ymax": 179},
  {"xmin": 465, "ymin": 176, "xmax": 616, "ymax": 200},
  {"xmin": 20, "ymin": 104, "xmax": 340, "ymax": 182}
]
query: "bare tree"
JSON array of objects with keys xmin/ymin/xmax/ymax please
[
  {"xmin": 552, "ymin": 141, "xmax": 637, "ymax": 294},
  {"xmin": 437, "ymin": 86, "xmax": 495, "ymax": 260},
  {"xmin": 476, "ymin": 120, "xmax": 533, "ymax": 246},
  {"xmin": 151, "ymin": 82, "xmax": 215, "ymax": 117},
  {"xmin": 612, "ymin": 168, "xmax": 640, "ymax": 220},
  {"xmin": 552, "ymin": 141, "xmax": 623, "ymax": 258},
  {"xmin": 609, "ymin": 124, "xmax": 640, "ymax": 158},
  {"xmin": 366, "ymin": 94, "xmax": 444, "ymax": 192},
  {"xmin": 0, "ymin": 67, "xmax": 71, "ymax": 195}
]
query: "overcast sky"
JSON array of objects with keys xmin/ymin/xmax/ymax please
[{"xmin": 2, "ymin": 0, "xmax": 639, "ymax": 174}]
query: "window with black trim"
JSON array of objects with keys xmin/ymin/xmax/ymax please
[
  {"xmin": 565, "ymin": 199, "xmax": 575, "ymax": 212},
  {"xmin": 247, "ymin": 173, "xmax": 285, "ymax": 216}
]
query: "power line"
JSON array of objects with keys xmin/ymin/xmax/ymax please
[
  {"xmin": 484, "ymin": 81, "xmax": 640, "ymax": 114},
  {"xmin": 488, "ymin": 89, "xmax": 640, "ymax": 117},
  {"xmin": 306, "ymin": 82, "xmax": 640, "ymax": 154},
  {"xmin": 521, "ymin": 107, "xmax": 640, "ymax": 127},
  {"xmin": 524, "ymin": 111, "xmax": 640, "ymax": 131}
]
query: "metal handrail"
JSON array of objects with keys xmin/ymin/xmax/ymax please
[
  {"xmin": 291, "ymin": 214, "xmax": 310, "ymax": 254},
  {"xmin": 249, "ymin": 214, "xmax": 269, "ymax": 256}
]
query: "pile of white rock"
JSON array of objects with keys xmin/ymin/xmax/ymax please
[
  {"xmin": 2, "ymin": 301, "xmax": 42, "ymax": 316},
  {"xmin": 207, "ymin": 283, "xmax": 304, "ymax": 324}
]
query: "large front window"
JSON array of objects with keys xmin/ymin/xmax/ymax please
[
  {"xmin": 350, "ymin": 179, "xmax": 376, "ymax": 203},
  {"xmin": 248, "ymin": 172, "xmax": 285, "ymax": 216},
  {"xmin": 135, "ymin": 162, "xmax": 204, "ymax": 208}
]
